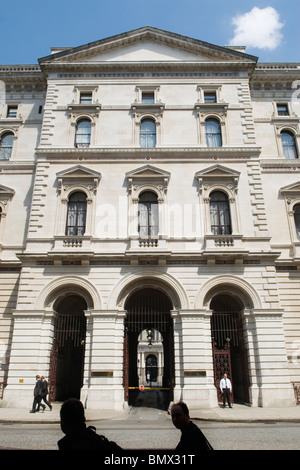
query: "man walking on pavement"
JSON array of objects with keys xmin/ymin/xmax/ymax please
[
  {"xmin": 220, "ymin": 373, "xmax": 232, "ymax": 408},
  {"xmin": 38, "ymin": 376, "xmax": 52, "ymax": 411},
  {"xmin": 30, "ymin": 375, "xmax": 45, "ymax": 413}
]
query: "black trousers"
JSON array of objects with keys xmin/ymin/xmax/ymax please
[
  {"xmin": 222, "ymin": 388, "xmax": 231, "ymax": 407},
  {"xmin": 31, "ymin": 395, "xmax": 41, "ymax": 412},
  {"xmin": 39, "ymin": 394, "xmax": 51, "ymax": 409}
]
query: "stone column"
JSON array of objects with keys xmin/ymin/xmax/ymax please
[
  {"xmin": 172, "ymin": 309, "xmax": 218, "ymax": 409},
  {"xmin": 82, "ymin": 310, "xmax": 126, "ymax": 410},
  {"xmin": 4, "ymin": 310, "xmax": 54, "ymax": 408},
  {"xmin": 246, "ymin": 308, "xmax": 295, "ymax": 407}
]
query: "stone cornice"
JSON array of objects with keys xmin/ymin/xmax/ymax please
[
  {"xmin": 39, "ymin": 61, "xmax": 257, "ymax": 78},
  {"xmin": 35, "ymin": 146, "xmax": 261, "ymax": 160}
]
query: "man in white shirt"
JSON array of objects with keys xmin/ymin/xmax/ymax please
[{"xmin": 219, "ymin": 373, "xmax": 232, "ymax": 408}]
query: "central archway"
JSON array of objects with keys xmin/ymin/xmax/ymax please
[
  {"xmin": 210, "ymin": 293, "xmax": 250, "ymax": 404},
  {"xmin": 124, "ymin": 288, "xmax": 174, "ymax": 410},
  {"xmin": 49, "ymin": 294, "xmax": 87, "ymax": 402}
]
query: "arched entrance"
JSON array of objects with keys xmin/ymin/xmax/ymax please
[
  {"xmin": 123, "ymin": 288, "xmax": 174, "ymax": 409},
  {"xmin": 210, "ymin": 293, "xmax": 250, "ymax": 404},
  {"xmin": 49, "ymin": 294, "xmax": 87, "ymax": 402}
]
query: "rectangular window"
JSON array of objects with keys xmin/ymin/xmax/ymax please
[
  {"xmin": 277, "ymin": 103, "xmax": 289, "ymax": 116},
  {"xmin": 142, "ymin": 92, "xmax": 155, "ymax": 104},
  {"xmin": 7, "ymin": 105, "xmax": 18, "ymax": 118},
  {"xmin": 204, "ymin": 92, "xmax": 217, "ymax": 103},
  {"xmin": 80, "ymin": 92, "xmax": 92, "ymax": 104}
]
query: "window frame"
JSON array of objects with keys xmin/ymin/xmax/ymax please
[
  {"xmin": 209, "ymin": 190, "xmax": 232, "ymax": 235},
  {"xmin": 66, "ymin": 191, "xmax": 87, "ymax": 236},
  {"xmin": 138, "ymin": 191, "xmax": 159, "ymax": 239},
  {"xmin": 7, "ymin": 105, "xmax": 18, "ymax": 118},
  {"xmin": 140, "ymin": 118, "xmax": 157, "ymax": 148},
  {"xmin": 205, "ymin": 118, "xmax": 222, "ymax": 147},
  {"xmin": 195, "ymin": 164, "xmax": 241, "ymax": 237},
  {"xmin": 281, "ymin": 129, "xmax": 299, "ymax": 159},
  {"xmin": 0, "ymin": 131, "xmax": 15, "ymax": 160},
  {"xmin": 75, "ymin": 118, "xmax": 92, "ymax": 148},
  {"xmin": 276, "ymin": 103, "xmax": 289, "ymax": 116},
  {"xmin": 55, "ymin": 165, "xmax": 101, "ymax": 240}
]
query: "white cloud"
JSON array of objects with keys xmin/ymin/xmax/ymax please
[{"xmin": 229, "ymin": 6, "xmax": 284, "ymax": 50}]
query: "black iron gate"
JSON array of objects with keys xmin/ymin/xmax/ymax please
[
  {"xmin": 211, "ymin": 296, "xmax": 250, "ymax": 404},
  {"xmin": 49, "ymin": 295, "xmax": 87, "ymax": 402},
  {"xmin": 212, "ymin": 338, "xmax": 233, "ymax": 403},
  {"xmin": 124, "ymin": 288, "xmax": 174, "ymax": 408}
]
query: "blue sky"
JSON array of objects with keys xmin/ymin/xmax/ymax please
[{"xmin": 0, "ymin": 0, "xmax": 298, "ymax": 64}]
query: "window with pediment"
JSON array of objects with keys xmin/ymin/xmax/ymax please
[
  {"xmin": 54, "ymin": 166, "xmax": 101, "ymax": 240},
  {"xmin": 280, "ymin": 183, "xmax": 300, "ymax": 248},
  {"xmin": 195, "ymin": 165, "xmax": 241, "ymax": 237},
  {"xmin": 0, "ymin": 185, "xmax": 15, "ymax": 242},
  {"xmin": 126, "ymin": 165, "xmax": 170, "ymax": 245}
]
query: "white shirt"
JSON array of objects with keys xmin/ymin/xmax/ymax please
[{"xmin": 220, "ymin": 377, "xmax": 232, "ymax": 390}]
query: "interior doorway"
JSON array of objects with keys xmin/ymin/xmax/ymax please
[
  {"xmin": 123, "ymin": 288, "xmax": 174, "ymax": 410},
  {"xmin": 210, "ymin": 293, "xmax": 250, "ymax": 404},
  {"xmin": 49, "ymin": 294, "xmax": 87, "ymax": 402}
]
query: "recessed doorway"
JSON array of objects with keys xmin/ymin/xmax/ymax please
[
  {"xmin": 49, "ymin": 294, "xmax": 87, "ymax": 402},
  {"xmin": 123, "ymin": 288, "xmax": 174, "ymax": 410}
]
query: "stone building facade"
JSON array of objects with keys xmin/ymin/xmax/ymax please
[{"xmin": 0, "ymin": 27, "xmax": 299, "ymax": 410}]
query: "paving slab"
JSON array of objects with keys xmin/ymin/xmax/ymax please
[{"xmin": 1, "ymin": 403, "xmax": 300, "ymax": 424}]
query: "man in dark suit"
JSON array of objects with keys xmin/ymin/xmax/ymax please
[
  {"xmin": 30, "ymin": 375, "xmax": 45, "ymax": 413},
  {"xmin": 171, "ymin": 401, "xmax": 213, "ymax": 452},
  {"xmin": 38, "ymin": 376, "xmax": 52, "ymax": 411}
]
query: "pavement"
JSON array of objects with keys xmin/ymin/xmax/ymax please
[{"xmin": 1, "ymin": 402, "xmax": 300, "ymax": 424}]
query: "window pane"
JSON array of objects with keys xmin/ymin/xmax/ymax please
[
  {"xmin": 277, "ymin": 104, "xmax": 289, "ymax": 116},
  {"xmin": 138, "ymin": 192, "xmax": 158, "ymax": 238},
  {"xmin": 138, "ymin": 203, "xmax": 149, "ymax": 238},
  {"xmin": 142, "ymin": 92, "xmax": 154, "ymax": 103},
  {"xmin": 210, "ymin": 191, "xmax": 231, "ymax": 235},
  {"xmin": 7, "ymin": 106, "xmax": 17, "ymax": 118},
  {"xmin": 0, "ymin": 133, "xmax": 14, "ymax": 160},
  {"xmin": 205, "ymin": 119, "xmax": 222, "ymax": 147},
  {"xmin": 140, "ymin": 119, "xmax": 156, "ymax": 148},
  {"xmin": 76, "ymin": 120, "xmax": 91, "ymax": 148},
  {"xmin": 204, "ymin": 92, "xmax": 217, "ymax": 103},
  {"xmin": 295, "ymin": 205, "xmax": 300, "ymax": 240},
  {"xmin": 80, "ymin": 93, "xmax": 92, "ymax": 104},
  {"xmin": 281, "ymin": 131, "xmax": 298, "ymax": 159},
  {"xmin": 66, "ymin": 192, "xmax": 87, "ymax": 236}
]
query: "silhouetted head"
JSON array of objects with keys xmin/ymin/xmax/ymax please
[{"xmin": 60, "ymin": 398, "xmax": 86, "ymax": 435}]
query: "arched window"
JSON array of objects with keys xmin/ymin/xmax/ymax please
[
  {"xmin": 294, "ymin": 204, "xmax": 300, "ymax": 240},
  {"xmin": 75, "ymin": 119, "xmax": 91, "ymax": 148},
  {"xmin": 210, "ymin": 191, "xmax": 231, "ymax": 235},
  {"xmin": 140, "ymin": 118, "xmax": 156, "ymax": 148},
  {"xmin": 281, "ymin": 131, "xmax": 298, "ymax": 159},
  {"xmin": 66, "ymin": 192, "xmax": 87, "ymax": 236},
  {"xmin": 0, "ymin": 132, "xmax": 14, "ymax": 160},
  {"xmin": 205, "ymin": 119, "xmax": 222, "ymax": 147},
  {"xmin": 138, "ymin": 191, "xmax": 158, "ymax": 238}
]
